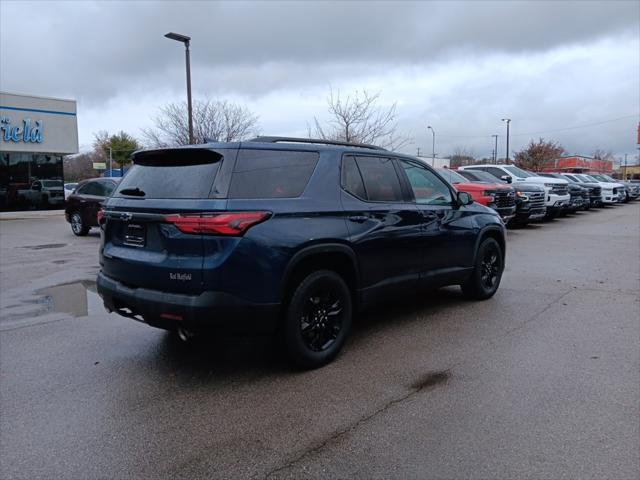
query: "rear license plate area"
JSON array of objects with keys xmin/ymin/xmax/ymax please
[{"xmin": 123, "ymin": 223, "xmax": 146, "ymax": 247}]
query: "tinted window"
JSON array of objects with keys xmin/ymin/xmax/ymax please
[
  {"xmin": 115, "ymin": 148, "xmax": 223, "ymax": 199},
  {"xmin": 229, "ymin": 149, "xmax": 318, "ymax": 199},
  {"xmin": 400, "ymin": 161, "xmax": 453, "ymax": 205},
  {"xmin": 341, "ymin": 156, "xmax": 366, "ymax": 199},
  {"xmin": 103, "ymin": 182, "xmax": 116, "ymax": 196},
  {"xmin": 78, "ymin": 181, "xmax": 104, "ymax": 196},
  {"xmin": 354, "ymin": 156, "xmax": 403, "ymax": 202}
]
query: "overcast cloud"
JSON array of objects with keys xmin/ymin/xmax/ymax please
[{"xmin": 1, "ymin": 0, "xmax": 639, "ymax": 161}]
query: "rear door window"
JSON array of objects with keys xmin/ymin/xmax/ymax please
[
  {"xmin": 354, "ymin": 156, "xmax": 403, "ymax": 202},
  {"xmin": 114, "ymin": 148, "xmax": 223, "ymax": 199},
  {"xmin": 228, "ymin": 149, "xmax": 318, "ymax": 199},
  {"xmin": 341, "ymin": 156, "xmax": 367, "ymax": 199}
]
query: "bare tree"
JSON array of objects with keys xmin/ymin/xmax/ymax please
[
  {"xmin": 513, "ymin": 138, "xmax": 565, "ymax": 172},
  {"xmin": 592, "ymin": 148, "xmax": 615, "ymax": 162},
  {"xmin": 142, "ymin": 99, "xmax": 260, "ymax": 147},
  {"xmin": 309, "ymin": 89, "xmax": 410, "ymax": 150},
  {"xmin": 449, "ymin": 147, "xmax": 476, "ymax": 168},
  {"xmin": 63, "ymin": 152, "xmax": 101, "ymax": 182}
]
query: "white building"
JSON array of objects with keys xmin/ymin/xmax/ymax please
[{"xmin": 0, "ymin": 91, "xmax": 78, "ymax": 211}]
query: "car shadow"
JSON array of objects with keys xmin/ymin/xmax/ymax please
[{"xmin": 149, "ymin": 287, "xmax": 466, "ymax": 377}]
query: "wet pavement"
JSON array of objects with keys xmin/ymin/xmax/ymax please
[{"xmin": 0, "ymin": 204, "xmax": 639, "ymax": 479}]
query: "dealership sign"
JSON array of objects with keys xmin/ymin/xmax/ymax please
[{"xmin": 0, "ymin": 116, "xmax": 43, "ymax": 143}]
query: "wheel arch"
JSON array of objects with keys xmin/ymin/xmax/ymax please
[
  {"xmin": 281, "ymin": 243, "xmax": 360, "ymax": 305},
  {"xmin": 473, "ymin": 225, "xmax": 506, "ymax": 264}
]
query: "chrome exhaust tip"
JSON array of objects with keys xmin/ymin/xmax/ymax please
[{"xmin": 177, "ymin": 328, "xmax": 195, "ymax": 342}]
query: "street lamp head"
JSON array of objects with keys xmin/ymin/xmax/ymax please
[
  {"xmin": 165, "ymin": 32, "xmax": 191, "ymax": 44},
  {"xmin": 501, "ymin": 118, "xmax": 511, "ymax": 123}
]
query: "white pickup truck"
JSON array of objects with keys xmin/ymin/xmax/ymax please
[
  {"xmin": 17, "ymin": 180, "xmax": 65, "ymax": 207},
  {"xmin": 458, "ymin": 164, "xmax": 571, "ymax": 218}
]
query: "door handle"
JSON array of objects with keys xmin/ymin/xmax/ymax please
[{"xmin": 348, "ymin": 215, "xmax": 368, "ymax": 223}]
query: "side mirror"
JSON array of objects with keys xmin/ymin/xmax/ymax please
[
  {"xmin": 500, "ymin": 175, "xmax": 512, "ymax": 184},
  {"xmin": 457, "ymin": 191, "xmax": 474, "ymax": 206},
  {"xmin": 32, "ymin": 183, "xmax": 42, "ymax": 191}
]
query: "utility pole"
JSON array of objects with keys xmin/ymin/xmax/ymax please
[
  {"xmin": 109, "ymin": 147, "xmax": 113, "ymax": 177},
  {"xmin": 501, "ymin": 118, "xmax": 511, "ymax": 164},
  {"xmin": 491, "ymin": 134, "xmax": 498, "ymax": 163},
  {"xmin": 417, "ymin": 147, "xmax": 421, "ymax": 157},
  {"xmin": 427, "ymin": 125, "xmax": 436, "ymax": 167},
  {"xmin": 624, "ymin": 153, "xmax": 628, "ymax": 180}
]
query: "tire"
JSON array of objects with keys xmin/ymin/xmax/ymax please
[
  {"xmin": 461, "ymin": 237, "xmax": 504, "ymax": 300},
  {"xmin": 283, "ymin": 270, "xmax": 352, "ymax": 369},
  {"xmin": 70, "ymin": 211, "xmax": 90, "ymax": 236}
]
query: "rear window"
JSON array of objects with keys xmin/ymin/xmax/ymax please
[
  {"xmin": 228, "ymin": 149, "xmax": 318, "ymax": 199},
  {"xmin": 114, "ymin": 149, "xmax": 223, "ymax": 199}
]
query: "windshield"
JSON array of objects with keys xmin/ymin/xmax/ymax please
[
  {"xmin": 42, "ymin": 180, "xmax": 63, "ymax": 187},
  {"xmin": 437, "ymin": 169, "xmax": 469, "ymax": 184},
  {"xmin": 586, "ymin": 174, "xmax": 605, "ymax": 182},
  {"xmin": 561, "ymin": 174, "xmax": 578, "ymax": 182},
  {"xmin": 459, "ymin": 170, "xmax": 502, "ymax": 183},
  {"xmin": 601, "ymin": 174, "xmax": 617, "ymax": 182},
  {"xmin": 503, "ymin": 166, "xmax": 531, "ymax": 179}
]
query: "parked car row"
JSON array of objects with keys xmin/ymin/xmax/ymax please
[{"xmin": 441, "ymin": 164, "xmax": 637, "ymax": 227}]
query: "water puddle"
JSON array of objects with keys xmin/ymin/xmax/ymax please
[{"xmin": 37, "ymin": 280, "xmax": 105, "ymax": 317}]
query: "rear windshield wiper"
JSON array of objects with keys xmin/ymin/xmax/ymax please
[{"xmin": 119, "ymin": 187, "xmax": 146, "ymax": 197}]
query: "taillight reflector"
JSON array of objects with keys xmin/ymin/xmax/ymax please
[{"xmin": 164, "ymin": 212, "xmax": 270, "ymax": 236}]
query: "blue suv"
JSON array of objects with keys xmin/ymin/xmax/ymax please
[{"xmin": 97, "ymin": 137, "xmax": 506, "ymax": 368}]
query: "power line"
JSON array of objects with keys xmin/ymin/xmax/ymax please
[
  {"xmin": 433, "ymin": 114, "xmax": 638, "ymax": 139},
  {"xmin": 511, "ymin": 114, "xmax": 638, "ymax": 137}
]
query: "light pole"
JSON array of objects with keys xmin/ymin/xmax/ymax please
[
  {"xmin": 165, "ymin": 32, "xmax": 194, "ymax": 145},
  {"xmin": 491, "ymin": 134, "xmax": 498, "ymax": 164},
  {"xmin": 501, "ymin": 118, "xmax": 511, "ymax": 164},
  {"xmin": 427, "ymin": 125, "xmax": 435, "ymax": 166}
]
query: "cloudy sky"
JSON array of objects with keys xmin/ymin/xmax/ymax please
[{"xmin": 2, "ymin": 0, "xmax": 639, "ymax": 162}]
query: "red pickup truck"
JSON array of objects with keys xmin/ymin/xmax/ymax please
[{"xmin": 437, "ymin": 168, "xmax": 516, "ymax": 221}]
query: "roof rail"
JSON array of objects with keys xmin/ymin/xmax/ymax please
[{"xmin": 247, "ymin": 136, "xmax": 387, "ymax": 151}]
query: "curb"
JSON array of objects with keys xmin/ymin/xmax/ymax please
[{"xmin": 0, "ymin": 210, "xmax": 65, "ymax": 221}]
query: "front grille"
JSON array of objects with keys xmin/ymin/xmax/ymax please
[
  {"xmin": 528, "ymin": 191, "xmax": 545, "ymax": 209},
  {"xmin": 551, "ymin": 184, "xmax": 569, "ymax": 195},
  {"xmin": 493, "ymin": 190, "xmax": 515, "ymax": 208},
  {"xmin": 612, "ymin": 187, "xmax": 618, "ymax": 194},
  {"xmin": 590, "ymin": 186, "xmax": 601, "ymax": 196}
]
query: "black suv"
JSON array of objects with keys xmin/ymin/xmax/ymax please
[{"xmin": 97, "ymin": 137, "xmax": 506, "ymax": 368}]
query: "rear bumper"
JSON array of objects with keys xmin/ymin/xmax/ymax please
[{"xmin": 97, "ymin": 271, "xmax": 280, "ymax": 334}]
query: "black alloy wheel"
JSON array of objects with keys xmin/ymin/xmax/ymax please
[
  {"xmin": 284, "ymin": 270, "xmax": 352, "ymax": 369},
  {"xmin": 461, "ymin": 237, "xmax": 504, "ymax": 300},
  {"xmin": 479, "ymin": 248, "xmax": 500, "ymax": 291},
  {"xmin": 70, "ymin": 211, "xmax": 90, "ymax": 236}
]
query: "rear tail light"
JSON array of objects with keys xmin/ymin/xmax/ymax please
[
  {"xmin": 97, "ymin": 209, "xmax": 105, "ymax": 226},
  {"xmin": 164, "ymin": 211, "xmax": 271, "ymax": 236}
]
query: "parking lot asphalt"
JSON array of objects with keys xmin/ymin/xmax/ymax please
[{"xmin": 0, "ymin": 204, "xmax": 638, "ymax": 479}]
